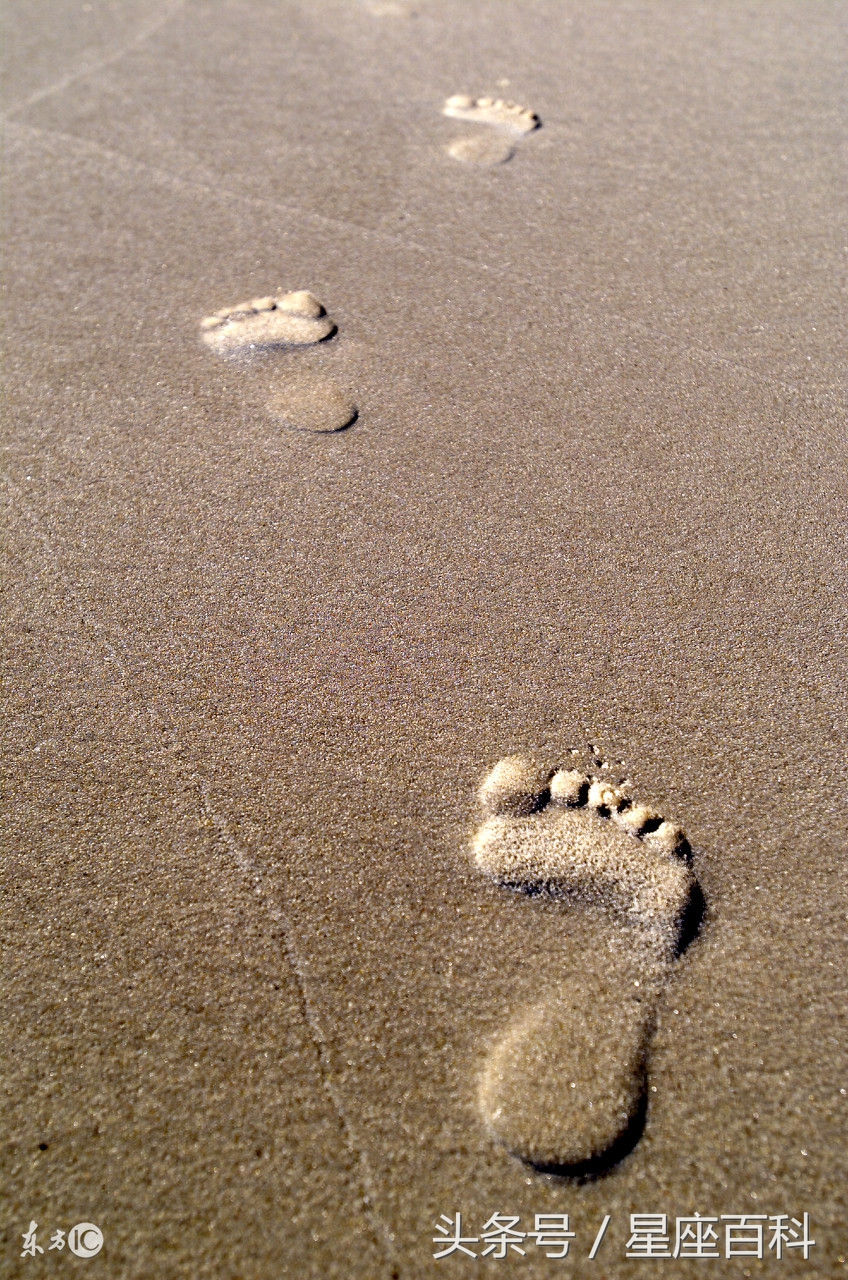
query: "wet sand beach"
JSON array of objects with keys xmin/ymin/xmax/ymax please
[{"xmin": 2, "ymin": 1, "xmax": 847, "ymax": 1276}]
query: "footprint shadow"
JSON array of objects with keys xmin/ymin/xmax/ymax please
[
  {"xmin": 675, "ymin": 876, "xmax": 706, "ymax": 959},
  {"xmin": 534, "ymin": 1083, "xmax": 650, "ymax": 1182}
]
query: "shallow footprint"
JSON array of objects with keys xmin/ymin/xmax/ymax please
[
  {"xmin": 266, "ymin": 371, "xmax": 357, "ymax": 434},
  {"xmin": 472, "ymin": 752, "xmax": 702, "ymax": 1174},
  {"xmin": 443, "ymin": 95, "xmax": 540, "ymax": 134},
  {"xmin": 447, "ymin": 134, "xmax": 516, "ymax": 167},
  {"xmin": 443, "ymin": 95, "xmax": 540, "ymax": 167},
  {"xmin": 200, "ymin": 290, "xmax": 355, "ymax": 434}
]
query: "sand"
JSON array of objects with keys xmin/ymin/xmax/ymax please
[{"xmin": 2, "ymin": 0, "xmax": 847, "ymax": 1276}]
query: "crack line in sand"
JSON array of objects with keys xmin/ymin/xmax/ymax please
[
  {"xmin": 1, "ymin": 0, "xmax": 187, "ymax": 121},
  {"xmin": 1, "ymin": 117, "xmax": 512, "ymax": 282},
  {"xmin": 196, "ymin": 789, "xmax": 397, "ymax": 1267},
  {"xmin": 9, "ymin": 114, "xmax": 834, "ymax": 401},
  {"xmin": 3, "ymin": 116, "xmax": 842, "ymax": 395},
  {"xmin": 4, "ymin": 472, "xmax": 397, "ymax": 1275},
  {"xmin": 1, "ymin": 117, "xmax": 434, "ymax": 265}
]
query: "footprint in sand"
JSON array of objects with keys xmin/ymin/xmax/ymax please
[
  {"xmin": 200, "ymin": 291, "xmax": 357, "ymax": 433},
  {"xmin": 443, "ymin": 94, "xmax": 540, "ymax": 166},
  {"xmin": 471, "ymin": 751, "xmax": 703, "ymax": 1175}
]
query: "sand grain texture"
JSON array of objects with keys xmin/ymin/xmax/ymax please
[{"xmin": 2, "ymin": 0, "xmax": 847, "ymax": 1276}]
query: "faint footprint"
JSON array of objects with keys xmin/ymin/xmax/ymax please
[
  {"xmin": 443, "ymin": 94, "xmax": 540, "ymax": 166},
  {"xmin": 200, "ymin": 291, "xmax": 357, "ymax": 433},
  {"xmin": 360, "ymin": 0, "xmax": 415, "ymax": 14},
  {"xmin": 471, "ymin": 751, "xmax": 703, "ymax": 1175}
]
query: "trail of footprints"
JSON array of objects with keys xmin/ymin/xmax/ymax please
[
  {"xmin": 198, "ymin": 89, "xmax": 705, "ymax": 1181},
  {"xmin": 198, "ymin": 93, "xmax": 541, "ymax": 424},
  {"xmin": 443, "ymin": 94, "xmax": 540, "ymax": 166},
  {"xmin": 472, "ymin": 752, "xmax": 702, "ymax": 1174}
]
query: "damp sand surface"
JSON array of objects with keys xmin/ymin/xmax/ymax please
[{"xmin": 2, "ymin": 1, "xmax": 847, "ymax": 1278}]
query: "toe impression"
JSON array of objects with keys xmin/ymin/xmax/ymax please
[
  {"xmin": 443, "ymin": 94, "xmax": 540, "ymax": 134},
  {"xmin": 474, "ymin": 758, "xmax": 697, "ymax": 955},
  {"xmin": 477, "ymin": 754, "xmax": 550, "ymax": 817}
]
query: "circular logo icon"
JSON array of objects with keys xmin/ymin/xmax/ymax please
[{"xmin": 68, "ymin": 1224, "xmax": 104, "ymax": 1258}]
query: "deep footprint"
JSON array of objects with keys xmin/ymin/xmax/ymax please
[{"xmin": 472, "ymin": 752, "xmax": 703, "ymax": 1175}]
